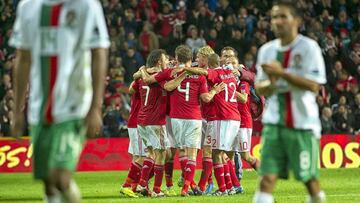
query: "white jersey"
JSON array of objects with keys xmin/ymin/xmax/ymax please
[
  {"xmin": 9, "ymin": 0, "xmax": 110, "ymax": 125},
  {"xmin": 255, "ymin": 35, "xmax": 326, "ymax": 138}
]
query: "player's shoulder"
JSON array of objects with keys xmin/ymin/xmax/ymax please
[
  {"xmin": 17, "ymin": 0, "xmax": 38, "ymax": 12},
  {"xmin": 296, "ymin": 35, "xmax": 321, "ymax": 51},
  {"xmin": 258, "ymin": 39, "xmax": 279, "ymax": 54}
]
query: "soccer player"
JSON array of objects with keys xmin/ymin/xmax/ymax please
[
  {"xmin": 253, "ymin": 1, "xmax": 326, "ymax": 203},
  {"xmin": 10, "ymin": 0, "xmax": 109, "ymax": 202},
  {"xmin": 196, "ymin": 46, "xmax": 216, "ymax": 194},
  {"xmin": 119, "ymin": 76, "xmax": 147, "ymax": 198},
  {"xmin": 185, "ymin": 53, "xmax": 241, "ymax": 196},
  {"xmin": 226, "ymin": 56, "xmax": 260, "ymax": 171},
  {"xmin": 135, "ymin": 49, "xmax": 169, "ymax": 197},
  {"xmin": 166, "ymin": 45, "xmax": 225, "ymax": 196}
]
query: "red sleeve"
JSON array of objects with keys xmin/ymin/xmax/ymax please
[
  {"xmin": 207, "ymin": 69, "xmax": 218, "ymax": 84},
  {"xmin": 154, "ymin": 69, "xmax": 172, "ymax": 83},
  {"xmin": 132, "ymin": 79, "xmax": 140, "ymax": 91},
  {"xmin": 158, "ymin": 80, "xmax": 167, "ymax": 88},
  {"xmin": 239, "ymin": 81, "xmax": 250, "ymax": 94},
  {"xmin": 199, "ymin": 76, "xmax": 209, "ymax": 94}
]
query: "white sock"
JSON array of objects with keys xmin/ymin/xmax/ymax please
[
  {"xmin": 253, "ymin": 191, "xmax": 274, "ymax": 203},
  {"xmin": 44, "ymin": 193, "xmax": 61, "ymax": 203},
  {"xmin": 62, "ymin": 180, "xmax": 81, "ymax": 203},
  {"xmin": 306, "ymin": 191, "xmax": 326, "ymax": 203}
]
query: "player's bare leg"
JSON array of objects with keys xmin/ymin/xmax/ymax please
[
  {"xmin": 305, "ymin": 179, "xmax": 325, "ymax": 203},
  {"xmin": 240, "ymin": 151, "xmax": 260, "ymax": 170},
  {"xmin": 253, "ymin": 174, "xmax": 277, "ymax": 203},
  {"xmin": 43, "ymin": 178, "xmax": 61, "ymax": 203},
  {"xmin": 50, "ymin": 168, "xmax": 80, "ymax": 203}
]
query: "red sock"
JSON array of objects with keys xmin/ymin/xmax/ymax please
[
  {"xmin": 227, "ymin": 159, "xmax": 240, "ymax": 187},
  {"xmin": 182, "ymin": 159, "xmax": 196, "ymax": 193},
  {"xmin": 208, "ymin": 174, "xmax": 213, "ymax": 184},
  {"xmin": 153, "ymin": 164, "xmax": 164, "ymax": 193},
  {"xmin": 198, "ymin": 157, "xmax": 213, "ymax": 191},
  {"xmin": 184, "ymin": 160, "xmax": 196, "ymax": 186},
  {"xmin": 139, "ymin": 158, "xmax": 154, "ymax": 187},
  {"xmin": 165, "ymin": 161, "xmax": 174, "ymax": 187},
  {"xmin": 123, "ymin": 161, "xmax": 142, "ymax": 187},
  {"xmin": 149, "ymin": 166, "xmax": 154, "ymax": 180},
  {"xmin": 223, "ymin": 162, "xmax": 233, "ymax": 189},
  {"xmin": 213, "ymin": 163, "xmax": 226, "ymax": 192},
  {"xmin": 251, "ymin": 158, "xmax": 260, "ymax": 170},
  {"xmin": 179, "ymin": 156, "xmax": 188, "ymax": 177}
]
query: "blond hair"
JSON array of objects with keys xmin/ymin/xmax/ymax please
[{"xmin": 197, "ymin": 46, "xmax": 215, "ymax": 57}]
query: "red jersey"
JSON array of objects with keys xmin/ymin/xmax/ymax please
[
  {"xmin": 127, "ymin": 80, "xmax": 141, "ymax": 128},
  {"xmin": 201, "ymin": 81, "xmax": 216, "ymax": 120},
  {"xmin": 136, "ymin": 79, "xmax": 167, "ymax": 125},
  {"xmin": 155, "ymin": 69, "xmax": 173, "ymax": 115},
  {"xmin": 237, "ymin": 81, "xmax": 252, "ymax": 128},
  {"xmin": 156, "ymin": 69, "xmax": 208, "ymax": 119},
  {"xmin": 170, "ymin": 75, "xmax": 208, "ymax": 119},
  {"xmin": 207, "ymin": 68, "xmax": 241, "ymax": 121}
]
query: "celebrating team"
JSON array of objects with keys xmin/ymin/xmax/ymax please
[{"xmin": 119, "ymin": 44, "xmax": 260, "ymax": 197}]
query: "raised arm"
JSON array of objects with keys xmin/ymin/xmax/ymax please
[
  {"xmin": 163, "ymin": 71, "xmax": 187, "ymax": 91},
  {"xmin": 184, "ymin": 67, "xmax": 208, "ymax": 76},
  {"xmin": 236, "ymin": 91, "xmax": 248, "ymax": 103}
]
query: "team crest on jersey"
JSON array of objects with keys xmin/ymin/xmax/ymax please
[
  {"xmin": 66, "ymin": 10, "xmax": 76, "ymax": 27},
  {"xmin": 293, "ymin": 54, "xmax": 302, "ymax": 69}
]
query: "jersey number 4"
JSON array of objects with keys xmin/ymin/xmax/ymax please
[{"xmin": 177, "ymin": 82, "xmax": 190, "ymax": 101}]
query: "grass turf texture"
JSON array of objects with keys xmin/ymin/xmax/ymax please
[{"xmin": 0, "ymin": 168, "xmax": 359, "ymax": 203}]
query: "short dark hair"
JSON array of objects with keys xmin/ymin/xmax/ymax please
[
  {"xmin": 146, "ymin": 49, "xmax": 166, "ymax": 67},
  {"xmin": 273, "ymin": 0, "xmax": 301, "ymax": 18},
  {"xmin": 208, "ymin": 53, "xmax": 220, "ymax": 68},
  {"xmin": 175, "ymin": 45, "xmax": 192, "ymax": 64},
  {"xmin": 221, "ymin": 46, "xmax": 238, "ymax": 57}
]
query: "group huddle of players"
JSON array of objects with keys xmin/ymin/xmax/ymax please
[{"xmin": 119, "ymin": 45, "xmax": 263, "ymax": 198}]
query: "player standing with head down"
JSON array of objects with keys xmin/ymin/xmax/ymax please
[
  {"xmin": 253, "ymin": 1, "xmax": 326, "ymax": 203},
  {"xmin": 10, "ymin": 0, "xmax": 109, "ymax": 202}
]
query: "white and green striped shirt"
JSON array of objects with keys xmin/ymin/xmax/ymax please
[
  {"xmin": 9, "ymin": 0, "xmax": 110, "ymax": 125},
  {"xmin": 255, "ymin": 35, "xmax": 326, "ymax": 138}
]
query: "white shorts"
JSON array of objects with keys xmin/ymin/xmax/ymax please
[
  {"xmin": 137, "ymin": 125, "xmax": 167, "ymax": 150},
  {"xmin": 201, "ymin": 119, "xmax": 211, "ymax": 147},
  {"xmin": 166, "ymin": 116, "xmax": 176, "ymax": 148},
  {"xmin": 234, "ymin": 128, "xmax": 253, "ymax": 152},
  {"xmin": 171, "ymin": 118, "xmax": 202, "ymax": 149},
  {"xmin": 128, "ymin": 128, "xmax": 147, "ymax": 156},
  {"xmin": 206, "ymin": 120, "xmax": 240, "ymax": 151}
]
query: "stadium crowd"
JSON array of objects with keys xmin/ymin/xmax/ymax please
[{"xmin": 0, "ymin": 0, "xmax": 359, "ymax": 137}]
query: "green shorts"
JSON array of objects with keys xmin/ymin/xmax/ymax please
[
  {"xmin": 259, "ymin": 124, "xmax": 320, "ymax": 182},
  {"xmin": 30, "ymin": 120, "xmax": 86, "ymax": 180}
]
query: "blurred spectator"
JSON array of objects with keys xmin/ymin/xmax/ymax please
[
  {"xmin": 333, "ymin": 105, "xmax": 354, "ymax": 134},
  {"xmin": 122, "ymin": 46, "xmax": 144, "ymax": 85},
  {"xmin": 185, "ymin": 25, "xmax": 206, "ymax": 55},
  {"xmin": 139, "ymin": 21, "xmax": 159, "ymax": 59},
  {"xmin": 353, "ymin": 93, "xmax": 360, "ymax": 134},
  {"xmin": 320, "ymin": 106, "xmax": 335, "ymax": 134},
  {"xmin": 157, "ymin": 1, "xmax": 175, "ymax": 47}
]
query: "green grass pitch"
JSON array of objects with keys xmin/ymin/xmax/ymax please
[{"xmin": 0, "ymin": 168, "xmax": 359, "ymax": 203}]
